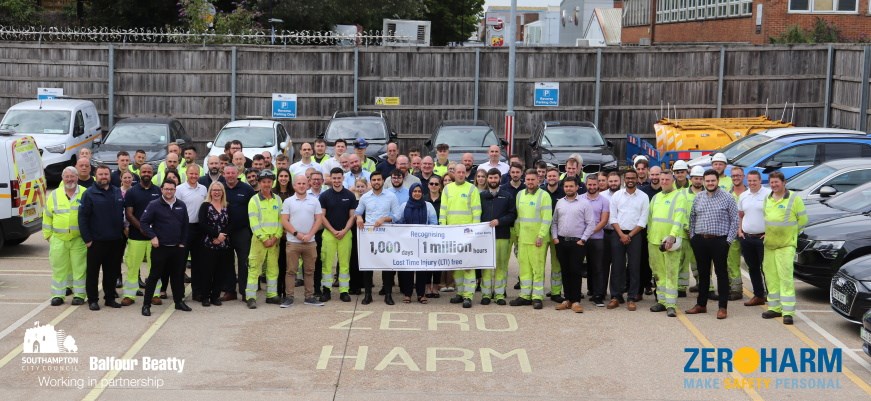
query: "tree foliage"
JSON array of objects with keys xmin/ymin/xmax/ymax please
[
  {"xmin": 0, "ymin": 0, "xmax": 40, "ymax": 26},
  {"xmin": 770, "ymin": 18, "xmax": 842, "ymax": 44},
  {"xmin": 85, "ymin": 0, "xmax": 180, "ymax": 28},
  {"xmin": 423, "ymin": 0, "xmax": 485, "ymax": 46}
]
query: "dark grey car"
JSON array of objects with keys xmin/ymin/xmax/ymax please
[
  {"xmin": 526, "ymin": 121, "xmax": 617, "ymax": 173},
  {"xmin": 424, "ymin": 120, "xmax": 507, "ymax": 167}
]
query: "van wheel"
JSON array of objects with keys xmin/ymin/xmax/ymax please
[{"xmin": 5, "ymin": 237, "xmax": 26, "ymax": 246}]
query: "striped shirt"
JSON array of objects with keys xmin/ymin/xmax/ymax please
[{"xmin": 689, "ymin": 188, "xmax": 739, "ymax": 243}]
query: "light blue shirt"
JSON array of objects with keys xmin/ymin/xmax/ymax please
[
  {"xmin": 385, "ymin": 185, "xmax": 409, "ymax": 206},
  {"xmin": 344, "ymin": 170, "xmax": 371, "ymax": 190},
  {"xmin": 355, "ymin": 190, "xmax": 402, "ymax": 224},
  {"xmin": 396, "ymin": 201, "xmax": 438, "ymax": 225}
]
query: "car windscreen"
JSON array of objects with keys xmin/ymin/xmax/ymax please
[
  {"xmin": 434, "ymin": 127, "xmax": 498, "ymax": 147},
  {"xmin": 105, "ymin": 124, "xmax": 168, "ymax": 145},
  {"xmin": 0, "ymin": 110, "xmax": 71, "ymax": 134},
  {"xmin": 325, "ymin": 119, "xmax": 388, "ymax": 141},
  {"xmin": 825, "ymin": 182, "xmax": 871, "ymax": 213},
  {"xmin": 722, "ymin": 134, "xmax": 772, "ymax": 160},
  {"xmin": 214, "ymin": 127, "xmax": 275, "ymax": 148},
  {"xmin": 541, "ymin": 127, "xmax": 605, "ymax": 147},
  {"xmin": 731, "ymin": 140, "xmax": 784, "ymax": 167},
  {"xmin": 786, "ymin": 164, "xmax": 836, "ymax": 191}
]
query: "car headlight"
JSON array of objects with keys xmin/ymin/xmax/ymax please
[
  {"xmin": 45, "ymin": 144, "xmax": 66, "ymax": 153},
  {"xmin": 810, "ymin": 240, "xmax": 845, "ymax": 259},
  {"xmin": 603, "ymin": 160, "xmax": 618, "ymax": 169}
]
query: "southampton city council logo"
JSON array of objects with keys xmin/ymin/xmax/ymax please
[{"xmin": 23, "ymin": 321, "xmax": 78, "ymax": 353}]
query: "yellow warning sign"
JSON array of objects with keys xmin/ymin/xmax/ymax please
[{"xmin": 375, "ymin": 97, "xmax": 400, "ymax": 106}]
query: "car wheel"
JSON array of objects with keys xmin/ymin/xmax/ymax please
[{"xmin": 5, "ymin": 236, "xmax": 27, "ymax": 246}]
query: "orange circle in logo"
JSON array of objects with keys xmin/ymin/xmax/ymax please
[{"xmin": 733, "ymin": 347, "xmax": 760, "ymax": 374}]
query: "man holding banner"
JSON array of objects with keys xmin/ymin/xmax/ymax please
[
  {"xmin": 355, "ymin": 171, "xmax": 402, "ymax": 305},
  {"xmin": 439, "ymin": 164, "xmax": 482, "ymax": 309}
]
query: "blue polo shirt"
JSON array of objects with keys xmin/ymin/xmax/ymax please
[
  {"xmin": 224, "ymin": 181, "xmax": 256, "ymax": 232},
  {"xmin": 124, "ymin": 183, "xmax": 161, "ymax": 240},
  {"xmin": 319, "ymin": 187, "xmax": 358, "ymax": 231}
]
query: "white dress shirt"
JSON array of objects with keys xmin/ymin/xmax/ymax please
[{"xmin": 608, "ymin": 188, "xmax": 649, "ymax": 230}]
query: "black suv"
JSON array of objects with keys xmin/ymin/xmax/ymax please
[
  {"xmin": 526, "ymin": 121, "xmax": 617, "ymax": 173},
  {"xmin": 319, "ymin": 111, "xmax": 396, "ymax": 162},
  {"xmin": 424, "ymin": 120, "xmax": 506, "ymax": 167},
  {"xmin": 91, "ymin": 117, "xmax": 191, "ymax": 170},
  {"xmin": 830, "ymin": 255, "xmax": 871, "ymax": 324}
]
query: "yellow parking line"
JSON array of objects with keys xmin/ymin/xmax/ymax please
[
  {"xmin": 741, "ymin": 287, "xmax": 871, "ymax": 396},
  {"xmin": 676, "ymin": 310, "xmax": 765, "ymax": 401},
  {"xmin": 0, "ymin": 303, "xmax": 79, "ymax": 369},
  {"xmin": 82, "ymin": 286, "xmax": 189, "ymax": 401}
]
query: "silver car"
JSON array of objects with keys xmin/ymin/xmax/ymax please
[{"xmin": 786, "ymin": 158, "xmax": 871, "ymax": 204}]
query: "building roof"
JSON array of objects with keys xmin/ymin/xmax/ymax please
[{"xmin": 585, "ymin": 8, "xmax": 622, "ymax": 45}]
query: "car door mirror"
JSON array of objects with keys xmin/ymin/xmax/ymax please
[
  {"xmin": 93, "ymin": 137, "xmax": 102, "ymax": 145},
  {"xmin": 762, "ymin": 160, "xmax": 782, "ymax": 173},
  {"xmin": 499, "ymin": 138, "xmax": 508, "ymax": 147},
  {"xmin": 606, "ymin": 140, "xmax": 614, "ymax": 147},
  {"xmin": 424, "ymin": 139, "xmax": 432, "ymax": 148},
  {"xmin": 529, "ymin": 139, "xmax": 537, "ymax": 148},
  {"xmin": 206, "ymin": 141, "xmax": 213, "ymax": 149},
  {"xmin": 317, "ymin": 132, "xmax": 325, "ymax": 139},
  {"xmin": 279, "ymin": 141, "xmax": 287, "ymax": 150},
  {"xmin": 819, "ymin": 185, "xmax": 838, "ymax": 197},
  {"xmin": 390, "ymin": 131, "xmax": 398, "ymax": 140}
]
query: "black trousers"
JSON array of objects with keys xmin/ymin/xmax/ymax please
[
  {"xmin": 639, "ymin": 230, "xmax": 653, "ymax": 290},
  {"xmin": 415, "ymin": 271, "xmax": 440, "ymax": 295},
  {"xmin": 86, "ymin": 238, "xmax": 124, "ymax": 303},
  {"xmin": 398, "ymin": 271, "xmax": 415, "ymax": 297},
  {"xmin": 145, "ymin": 246, "xmax": 186, "ymax": 304},
  {"xmin": 609, "ymin": 230, "xmax": 643, "ymax": 300},
  {"xmin": 555, "ymin": 240, "xmax": 586, "ymax": 303},
  {"xmin": 691, "ymin": 235, "xmax": 730, "ymax": 309},
  {"xmin": 277, "ymin": 236, "xmax": 288, "ymax": 297},
  {"xmin": 363, "ymin": 271, "xmax": 395, "ymax": 293},
  {"xmin": 349, "ymin": 231, "xmax": 362, "ymax": 292},
  {"xmin": 313, "ymin": 231, "xmax": 324, "ymax": 294},
  {"xmin": 200, "ymin": 247, "xmax": 231, "ymax": 301},
  {"xmin": 586, "ymin": 238, "xmax": 607, "ymax": 299},
  {"xmin": 740, "ymin": 235, "xmax": 766, "ymax": 298},
  {"xmin": 185, "ymin": 223, "xmax": 202, "ymax": 298},
  {"xmin": 225, "ymin": 228, "xmax": 252, "ymax": 296}
]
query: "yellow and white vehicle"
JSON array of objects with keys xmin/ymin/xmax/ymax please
[{"xmin": 0, "ymin": 131, "xmax": 46, "ymax": 249}]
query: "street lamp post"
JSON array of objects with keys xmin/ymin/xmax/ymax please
[
  {"xmin": 505, "ymin": 0, "xmax": 517, "ymax": 155},
  {"xmin": 268, "ymin": 18, "xmax": 284, "ymax": 45}
]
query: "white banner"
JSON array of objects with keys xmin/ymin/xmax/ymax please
[{"xmin": 357, "ymin": 223, "xmax": 495, "ymax": 271}]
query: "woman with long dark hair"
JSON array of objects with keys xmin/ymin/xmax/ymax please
[
  {"xmin": 272, "ymin": 168, "xmax": 292, "ymax": 298},
  {"xmin": 425, "ymin": 175, "xmax": 443, "ymax": 298},
  {"xmin": 395, "ymin": 183, "xmax": 438, "ymax": 303}
]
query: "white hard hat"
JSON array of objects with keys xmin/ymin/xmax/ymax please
[
  {"xmin": 673, "ymin": 160, "xmax": 689, "ymax": 171},
  {"xmin": 711, "ymin": 153, "xmax": 727, "ymax": 163},
  {"xmin": 690, "ymin": 166, "xmax": 705, "ymax": 177},
  {"xmin": 633, "ymin": 155, "xmax": 648, "ymax": 165}
]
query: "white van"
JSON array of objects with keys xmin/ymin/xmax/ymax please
[
  {"xmin": 0, "ymin": 99, "xmax": 102, "ymax": 182},
  {"xmin": 0, "ymin": 131, "xmax": 46, "ymax": 249}
]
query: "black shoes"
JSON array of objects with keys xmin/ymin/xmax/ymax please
[
  {"xmin": 650, "ymin": 303, "xmax": 667, "ymax": 312},
  {"xmin": 141, "ymin": 305, "xmax": 151, "ymax": 316},
  {"xmin": 783, "ymin": 316, "xmax": 794, "ymax": 325},
  {"xmin": 385, "ymin": 293, "xmax": 395, "ymax": 305},
  {"xmin": 265, "ymin": 297, "xmax": 282, "ymax": 305},
  {"xmin": 513, "ymin": 281, "xmax": 521, "ymax": 290},
  {"xmin": 762, "ymin": 310, "xmax": 782, "ymax": 319},
  {"xmin": 88, "ymin": 302, "xmax": 100, "ymax": 311},
  {"xmin": 449, "ymin": 295, "xmax": 463, "ymax": 304},
  {"xmin": 462, "ymin": 298, "xmax": 472, "ymax": 308},
  {"xmin": 550, "ymin": 295, "xmax": 565, "ymax": 303},
  {"xmin": 320, "ymin": 290, "xmax": 331, "ymax": 302},
  {"xmin": 340, "ymin": 293, "xmax": 351, "ymax": 302},
  {"xmin": 481, "ymin": 298, "xmax": 491, "ymax": 305},
  {"xmin": 115, "ymin": 278, "xmax": 123, "ymax": 288},
  {"xmin": 247, "ymin": 299, "xmax": 257, "ymax": 309},
  {"xmin": 532, "ymin": 300, "xmax": 543, "ymax": 310},
  {"xmin": 175, "ymin": 302, "xmax": 192, "ymax": 312},
  {"xmin": 50, "ymin": 297, "xmax": 63, "ymax": 306},
  {"xmin": 496, "ymin": 299, "xmax": 507, "ymax": 306},
  {"xmin": 105, "ymin": 299, "xmax": 122, "ymax": 308},
  {"xmin": 362, "ymin": 291, "xmax": 373, "ymax": 305},
  {"xmin": 71, "ymin": 298, "xmax": 84, "ymax": 306},
  {"xmin": 678, "ymin": 290, "xmax": 687, "ymax": 298},
  {"xmin": 378, "ymin": 287, "xmax": 386, "ymax": 296},
  {"xmin": 667, "ymin": 308, "xmax": 677, "ymax": 317},
  {"xmin": 509, "ymin": 297, "xmax": 532, "ymax": 306}
]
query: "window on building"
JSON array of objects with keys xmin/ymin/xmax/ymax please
[
  {"xmin": 789, "ymin": 0, "xmax": 858, "ymax": 11},
  {"xmin": 656, "ymin": 0, "xmax": 751, "ymax": 23},
  {"xmin": 623, "ymin": 0, "xmax": 651, "ymax": 27}
]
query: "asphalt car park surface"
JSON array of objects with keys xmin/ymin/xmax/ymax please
[{"xmin": 1, "ymin": 235, "xmax": 870, "ymax": 401}]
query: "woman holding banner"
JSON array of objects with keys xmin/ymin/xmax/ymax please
[{"xmin": 396, "ymin": 183, "xmax": 438, "ymax": 304}]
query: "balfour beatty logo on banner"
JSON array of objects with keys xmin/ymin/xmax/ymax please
[{"xmin": 357, "ymin": 223, "xmax": 495, "ymax": 271}]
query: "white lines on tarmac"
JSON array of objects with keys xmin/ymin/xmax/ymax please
[
  {"xmin": 796, "ymin": 309, "xmax": 833, "ymax": 313},
  {"xmin": 0, "ymin": 257, "xmax": 49, "ymax": 260},
  {"xmin": 795, "ymin": 311, "xmax": 871, "ymax": 376},
  {"xmin": 0, "ymin": 301, "xmax": 44, "ymax": 305},
  {"xmin": 0, "ymin": 298, "xmax": 49, "ymax": 342}
]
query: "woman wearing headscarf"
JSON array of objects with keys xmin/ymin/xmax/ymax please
[{"xmin": 396, "ymin": 183, "xmax": 438, "ymax": 303}]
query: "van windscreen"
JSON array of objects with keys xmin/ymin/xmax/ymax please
[{"xmin": 0, "ymin": 110, "xmax": 71, "ymax": 134}]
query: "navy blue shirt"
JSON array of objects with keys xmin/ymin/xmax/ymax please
[
  {"xmin": 140, "ymin": 197, "xmax": 189, "ymax": 247},
  {"xmin": 198, "ymin": 174, "xmax": 226, "ymax": 188},
  {"xmin": 319, "ymin": 187, "xmax": 358, "ymax": 231},
  {"xmin": 223, "ymin": 181, "xmax": 256, "ymax": 232},
  {"xmin": 500, "ymin": 181, "xmax": 526, "ymax": 198},
  {"xmin": 376, "ymin": 160, "xmax": 397, "ymax": 178},
  {"xmin": 78, "ymin": 184, "xmax": 125, "ymax": 243},
  {"xmin": 540, "ymin": 183, "xmax": 566, "ymax": 213},
  {"xmin": 124, "ymin": 183, "xmax": 161, "ymax": 240}
]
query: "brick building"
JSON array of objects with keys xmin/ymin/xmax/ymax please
[{"xmin": 621, "ymin": 0, "xmax": 871, "ymax": 45}]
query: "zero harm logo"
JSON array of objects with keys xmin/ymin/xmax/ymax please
[{"xmin": 683, "ymin": 348, "xmax": 842, "ymax": 391}]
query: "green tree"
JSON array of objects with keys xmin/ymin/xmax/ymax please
[
  {"xmin": 258, "ymin": 0, "xmax": 425, "ymax": 32},
  {"xmin": 424, "ymin": 0, "xmax": 484, "ymax": 45},
  {"xmin": 85, "ymin": 0, "xmax": 180, "ymax": 28},
  {"xmin": 770, "ymin": 17, "xmax": 842, "ymax": 44},
  {"xmin": 0, "ymin": 0, "xmax": 40, "ymax": 26}
]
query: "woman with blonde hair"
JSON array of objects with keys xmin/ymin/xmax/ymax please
[{"xmin": 197, "ymin": 182, "xmax": 231, "ymax": 306}]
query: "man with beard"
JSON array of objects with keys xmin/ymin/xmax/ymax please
[
  {"xmin": 726, "ymin": 166, "xmax": 748, "ymax": 301},
  {"xmin": 551, "ymin": 178, "xmax": 595, "ymax": 313},
  {"xmin": 246, "ymin": 170, "xmax": 284, "ymax": 309},
  {"xmin": 440, "ymin": 164, "xmax": 482, "ymax": 308},
  {"xmin": 313, "ymin": 138, "xmax": 332, "ymax": 165},
  {"xmin": 461, "ymin": 153, "xmax": 475, "ymax": 183},
  {"xmin": 510, "ymin": 169, "xmax": 551, "ymax": 310},
  {"xmin": 638, "ymin": 165, "xmax": 663, "ymax": 297},
  {"xmin": 583, "ymin": 174, "xmax": 610, "ymax": 307},
  {"xmin": 343, "ymin": 154, "xmax": 371, "ymax": 189},
  {"xmin": 479, "ymin": 168, "xmax": 516, "ymax": 305},
  {"xmin": 686, "ymin": 169, "xmax": 739, "ymax": 320},
  {"xmin": 198, "ymin": 155, "xmax": 226, "ymax": 187},
  {"xmin": 353, "ymin": 138, "xmax": 376, "ymax": 173},
  {"xmin": 385, "ymin": 169, "xmax": 410, "ymax": 205},
  {"xmin": 396, "ymin": 155, "xmax": 421, "ymax": 188},
  {"xmin": 680, "ymin": 166, "xmax": 713, "ymax": 297},
  {"xmin": 123, "ymin": 163, "xmax": 161, "ymax": 306},
  {"xmin": 541, "ymin": 167, "xmax": 565, "ymax": 302},
  {"xmin": 355, "ymin": 171, "xmax": 402, "ymax": 305},
  {"xmin": 221, "ymin": 164, "xmax": 257, "ymax": 301},
  {"xmin": 673, "ymin": 160, "xmax": 690, "ymax": 189},
  {"xmin": 79, "ymin": 165, "xmax": 126, "ymax": 311},
  {"xmin": 319, "ymin": 168, "xmax": 358, "ymax": 303},
  {"xmin": 44, "ymin": 167, "xmax": 87, "ymax": 306},
  {"xmin": 647, "ymin": 170, "xmax": 687, "ymax": 318},
  {"xmin": 130, "ymin": 149, "xmax": 147, "ymax": 176},
  {"xmin": 607, "ymin": 169, "xmax": 648, "ymax": 311}
]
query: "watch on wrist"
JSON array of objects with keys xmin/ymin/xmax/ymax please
[{"xmin": 292, "ymin": 231, "xmax": 298, "ymax": 237}]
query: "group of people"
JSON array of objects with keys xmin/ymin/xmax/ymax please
[{"xmin": 42, "ymin": 137, "xmax": 807, "ymax": 323}]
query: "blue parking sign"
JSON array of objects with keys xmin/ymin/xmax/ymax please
[
  {"xmin": 534, "ymin": 82, "xmax": 559, "ymax": 107},
  {"xmin": 272, "ymin": 93, "xmax": 297, "ymax": 118}
]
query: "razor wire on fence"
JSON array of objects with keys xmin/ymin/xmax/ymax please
[{"xmin": 0, "ymin": 26, "xmax": 416, "ymax": 46}]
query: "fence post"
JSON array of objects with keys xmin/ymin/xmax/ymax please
[
  {"xmin": 860, "ymin": 46, "xmax": 871, "ymax": 133},
  {"xmin": 823, "ymin": 44, "xmax": 834, "ymax": 128},
  {"xmin": 230, "ymin": 46, "xmax": 237, "ymax": 121},
  {"xmin": 108, "ymin": 44, "xmax": 114, "ymax": 128},
  {"xmin": 353, "ymin": 48, "xmax": 359, "ymax": 112},
  {"xmin": 716, "ymin": 46, "xmax": 725, "ymax": 118},
  {"xmin": 594, "ymin": 48, "xmax": 602, "ymax": 127},
  {"xmin": 474, "ymin": 48, "xmax": 480, "ymax": 121}
]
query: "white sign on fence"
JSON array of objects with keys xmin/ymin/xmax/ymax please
[{"xmin": 357, "ymin": 223, "xmax": 495, "ymax": 271}]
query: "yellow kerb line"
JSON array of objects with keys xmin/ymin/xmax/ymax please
[
  {"xmin": 742, "ymin": 287, "xmax": 871, "ymax": 396},
  {"xmin": 676, "ymin": 309, "xmax": 765, "ymax": 401}
]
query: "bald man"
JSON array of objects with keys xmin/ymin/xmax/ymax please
[
  {"xmin": 461, "ymin": 153, "xmax": 475, "ymax": 183},
  {"xmin": 76, "ymin": 157, "xmax": 95, "ymax": 188},
  {"xmin": 477, "ymin": 145, "xmax": 509, "ymax": 175}
]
